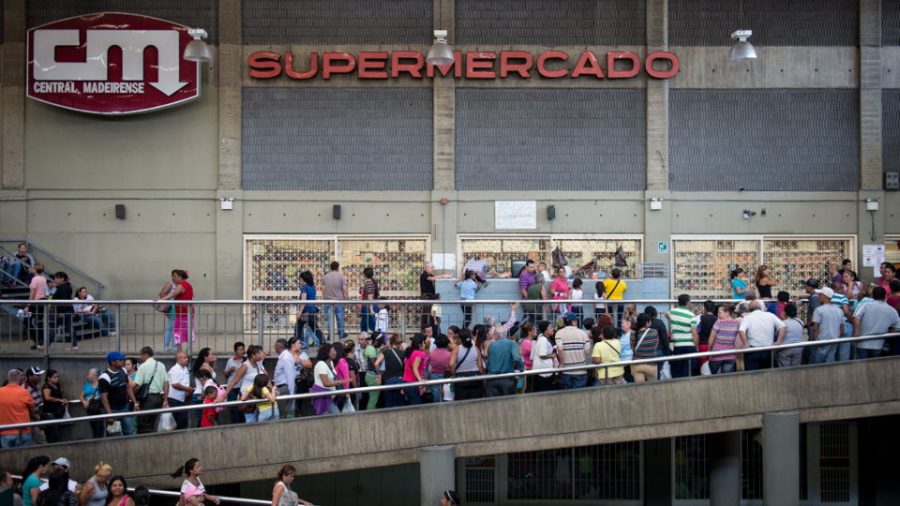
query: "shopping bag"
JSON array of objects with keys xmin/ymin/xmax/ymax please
[
  {"xmin": 63, "ymin": 406, "xmax": 71, "ymax": 419},
  {"xmin": 442, "ymin": 383, "xmax": 454, "ymax": 401},
  {"xmin": 106, "ymin": 420, "xmax": 123, "ymax": 435},
  {"xmin": 700, "ymin": 361, "xmax": 712, "ymax": 376},
  {"xmin": 157, "ymin": 412, "xmax": 177, "ymax": 432},
  {"xmin": 659, "ymin": 361, "xmax": 672, "ymax": 380}
]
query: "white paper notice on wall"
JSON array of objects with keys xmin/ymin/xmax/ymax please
[
  {"xmin": 495, "ymin": 201, "xmax": 537, "ymax": 229},
  {"xmin": 431, "ymin": 253, "xmax": 457, "ymax": 271},
  {"xmin": 863, "ymin": 244, "xmax": 885, "ymax": 274}
]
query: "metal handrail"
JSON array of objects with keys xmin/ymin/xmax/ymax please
[
  {"xmin": 0, "ymin": 332, "xmax": 895, "ymax": 433},
  {"xmin": 0, "ymin": 298, "xmax": 809, "ymax": 305},
  {"xmin": 24, "ymin": 239, "xmax": 105, "ymax": 292},
  {"xmin": 6, "ymin": 475, "xmax": 285, "ymax": 506}
]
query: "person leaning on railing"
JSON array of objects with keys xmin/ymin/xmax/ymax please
[{"xmin": 449, "ymin": 328, "xmax": 484, "ymax": 400}]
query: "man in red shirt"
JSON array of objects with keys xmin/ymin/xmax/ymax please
[
  {"xmin": 0, "ymin": 369, "xmax": 38, "ymax": 448},
  {"xmin": 887, "ymin": 280, "xmax": 900, "ymax": 312}
]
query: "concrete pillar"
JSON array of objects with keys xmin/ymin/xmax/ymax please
[
  {"xmin": 643, "ymin": 438, "xmax": 672, "ymax": 506},
  {"xmin": 763, "ymin": 412, "xmax": 800, "ymax": 506},
  {"xmin": 709, "ymin": 431, "xmax": 741, "ymax": 506},
  {"xmin": 644, "ymin": 0, "xmax": 671, "ymax": 269},
  {"xmin": 215, "ymin": 0, "xmax": 245, "ymax": 299},
  {"xmin": 419, "ymin": 445, "xmax": 456, "ymax": 506},
  {"xmin": 2, "ymin": 0, "xmax": 26, "ymax": 189}
]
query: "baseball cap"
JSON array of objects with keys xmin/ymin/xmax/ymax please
[
  {"xmin": 107, "ymin": 351, "xmax": 126, "ymax": 362},
  {"xmin": 27, "ymin": 366, "xmax": 45, "ymax": 376},
  {"xmin": 52, "ymin": 457, "xmax": 70, "ymax": 468},
  {"xmin": 563, "ymin": 312, "xmax": 578, "ymax": 323},
  {"xmin": 802, "ymin": 278, "xmax": 820, "ymax": 289},
  {"xmin": 815, "ymin": 287, "xmax": 835, "ymax": 299}
]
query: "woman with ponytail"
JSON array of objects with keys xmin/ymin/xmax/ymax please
[{"xmin": 171, "ymin": 459, "xmax": 219, "ymax": 506}]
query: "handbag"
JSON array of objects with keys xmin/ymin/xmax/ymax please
[
  {"xmin": 136, "ymin": 362, "xmax": 162, "ymax": 402},
  {"xmin": 87, "ymin": 398, "xmax": 102, "ymax": 415},
  {"xmin": 154, "ymin": 303, "xmax": 172, "ymax": 313}
]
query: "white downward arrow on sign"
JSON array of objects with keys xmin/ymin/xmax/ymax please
[{"xmin": 84, "ymin": 30, "xmax": 189, "ymax": 96}]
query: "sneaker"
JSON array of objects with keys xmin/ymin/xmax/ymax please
[{"xmin": 72, "ymin": 345, "xmax": 79, "ymax": 351}]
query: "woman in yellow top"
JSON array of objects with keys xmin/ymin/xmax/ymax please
[
  {"xmin": 602, "ymin": 268, "xmax": 627, "ymax": 325},
  {"xmin": 240, "ymin": 373, "xmax": 278, "ymax": 422},
  {"xmin": 591, "ymin": 326, "xmax": 625, "ymax": 385}
]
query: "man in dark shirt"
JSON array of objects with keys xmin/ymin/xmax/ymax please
[
  {"xmin": 51, "ymin": 272, "xmax": 77, "ymax": 350},
  {"xmin": 643, "ymin": 305, "xmax": 671, "ymax": 359},
  {"xmin": 98, "ymin": 352, "xmax": 137, "ymax": 436},
  {"xmin": 420, "ymin": 262, "xmax": 450, "ymax": 331}
]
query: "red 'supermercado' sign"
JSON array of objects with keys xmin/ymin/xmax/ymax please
[{"xmin": 27, "ymin": 12, "xmax": 201, "ymax": 115}]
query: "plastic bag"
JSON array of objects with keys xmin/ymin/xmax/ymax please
[
  {"xmin": 63, "ymin": 406, "xmax": 71, "ymax": 419},
  {"xmin": 106, "ymin": 420, "xmax": 122, "ymax": 435},
  {"xmin": 442, "ymin": 383, "xmax": 454, "ymax": 401},
  {"xmin": 659, "ymin": 361, "xmax": 672, "ymax": 380},
  {"xmin": 700, "ymin": 362, "xmax": 712, "ymax": 376},
  {"xmin": 157, "ymin": 412, "xmax": 176, "ymax": 432}
]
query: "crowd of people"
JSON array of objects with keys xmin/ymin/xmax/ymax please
[
  {"xmin": 0, "ymin": 455, "xmax": 462, "ymax": 506},
  {"xmin": 0, "ymin": 258, "xmax": 898, "ymax": 448}
]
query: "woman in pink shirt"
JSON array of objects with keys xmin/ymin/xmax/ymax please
[
  {"xmin": 402, "ymin": 336, "xmax": 427, "ymax": 405},
  {"xmin": 429, "ymin": 335, "xmax": 452, "ymax": 402},
  {"xmin": 550, "ymin": 267, "xmax": 571, "ymax": 320},
  {"xmin": 157, "ymin": 269, "xmax": 195, "ymax": 351},
  {"xmin": 25, "ymin": 263, "xmax": 49, "ymax": 350},
  {"xmin": 331, "ymin": 341, "xmax": 355, "ymax": 413}
]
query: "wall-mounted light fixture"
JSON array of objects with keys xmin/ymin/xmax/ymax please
[
  {"xmin": 220, "ymin": 197, "xmax": 234, "ymax": 211},
  {"xmin": 184, "ymin": 28, "xmax": 213, "ymax": 63},
  {"xmin": 426, "ymin": 30, "xmax": 454, "ymax": 66},
  {"xmin": 866, "ymin": 198, "xmax": 879, "ymax": 212},
  {"xmin": 742, "ymin": 209, "xmax": 757, "ymax": 220},
  {"xmin": 649, "ymin": 198, "xmax": 663, "ymax": 211}
]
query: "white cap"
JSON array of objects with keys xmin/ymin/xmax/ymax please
[{"xmin": 815, "ymin": 287, "xmax": 835, "ymax": 299}]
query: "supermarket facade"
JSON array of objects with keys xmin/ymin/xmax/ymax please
[{"xmin": 1, "ymin": 0, "xmax": 900, "ymax": 301}]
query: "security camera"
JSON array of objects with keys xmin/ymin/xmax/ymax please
[{"xmin": 742, "ymin": 210, "xmax": 757, "ymax": 220}]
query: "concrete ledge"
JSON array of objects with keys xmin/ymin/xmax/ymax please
[{"xmin": 1, "ymin": 357, "xmax": 898, "ymax": 488}]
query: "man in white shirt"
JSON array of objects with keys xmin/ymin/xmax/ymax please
[
  {"xmin": 38, "ymin": 458, "xmax": 78, "ymax": 494},
  {"xmin": 531, "ymin": 321, "xmax": 557, "ymax": 392},
  {"xmin": 555, "ymin": 314, "xmax": 591, "ymax": 389},
  {"xmin": 274, "ymin": 338, "xmax": 311, "ymax": 418},
  {"xmin": 810, "ymin": 287, "xmax": 845, "ymax": 364},
  {"xmin": 853, "ymin": 287, "xmax": 900, "ymax": 359},
  {"xmin": 738, "ymin": 300, "xmax": 786, "ymax": 371},
  {"xmin": 166, "ymin": 352, "xmax": 192, "ymax": 430}
]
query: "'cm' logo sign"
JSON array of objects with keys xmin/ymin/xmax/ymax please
[{"xmin": 27, "ymin": 12, "xmax": 201, "ymax": 115}]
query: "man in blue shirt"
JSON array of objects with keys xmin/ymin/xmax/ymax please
[{"xmin": 485, "ymin": 316, "xmax": 524, "ymax": 397}]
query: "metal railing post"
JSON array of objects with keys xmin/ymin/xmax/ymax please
[
  {"xmin": 187, "ymin": 306, "xmax": 193, "ymax": 357},
  {"xmin": 115, "ymin": 304, "xmax": 122, "ymax": 351},
  {"xmin": 42, "ymin": 305, "xmax": 50, "ymax": 354},
  {"xmin": 257, "ymin": 305, "xmax": 265, "ymax": 347}
]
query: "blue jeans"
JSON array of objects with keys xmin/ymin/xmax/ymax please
[
  {"xmin": 81, "ymin": 313, "xmax": 116, "ymax": 335},
  {"xmin": 254, "ymin": 407, "xmax": 280, "ymax": 422},
  {"xmin": 428, "ymin": 372, "xmax": 444, "ymax": 402},
  {"xmin": 856, "ymin": 348, "xmax": 881, "ymax": 359},
  {"xmin": 168, "ymin": 398, "xmax": 189, "ymax": 430},
  {"xmin": 111, "ymin": 405, "xmax": 136, "ymax": 436},
  {"xmin": 403, "ymin": 384, "xmax": 422, "ymax": 405},
  {"xmin": 0, "ymin": 433, "xmax": 31, "ymax": 448},
  {"xmin": 561, "ymin": 374, "xmax": 588, "ymax": 390},
  {"xmin": 323, "ymin": 304, "xmax": 346, "ymax": 340},
  {"xmin": 383, "ymin": 376, "xmax": 404, "ymax": 408},
  {"xmin": 811, "ymin": 343, "xmax": 837, "ymax": 364},
  {"xmin": 227, "ymin": 388, "xmax": 242, "ymax": 425},
  {"xmin": 836, "ymin": 322, "xmax": 853, "ymax": 362},
  {"xmin": 360, "ymin": 305, "xmax": 378, "ymax": 332},
  {"xmin": 164, "ymin": 310, "xmax": 175, "ymax": 352},
  {"xmin": 670, "ymin": 346, "xmax": 698, "ymax": 378}
]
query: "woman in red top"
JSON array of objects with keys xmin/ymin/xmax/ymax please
[{"xmin": 157, "ymin": 269, "xmax": 194, "ymax": 351}]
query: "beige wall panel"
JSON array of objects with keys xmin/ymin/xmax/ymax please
[
  {"xmin": 25, "ymin": 198, "xmax": 215, "ymax": 233},
  {"xmin": 882, "ymin": 47, "xmax": 900, "ymax": 88},
  {"xmin": 886, "ymin": 193, "xmax": 900, "ymax": 234},
  {"xmin": 242, "ymin": 197, "xmax": 432, "ymax": 234},
  {"xmin": 24, "ymin": 89, "xmax": 219, "ymax": 191},
  {"xmin": 671, "ymin": 47, "xmax": 857, "ymax": 89},
  {"xmin": 24, "ymin": 231, "xmax": 216, "ymax": 299},
  {"xmin": 669, "ymin": 195, "xmax": 859, "ymax": 234},
  {"xmin": 0, "ymin": 198, "xmax": 27, "ymax": 236}
]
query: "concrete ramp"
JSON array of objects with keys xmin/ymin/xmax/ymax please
[{"xmin": 2, "ymin": 357, "xmax": 898, "ymax": 489}]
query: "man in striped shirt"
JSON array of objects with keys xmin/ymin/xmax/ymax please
[
  {"xmin": 665, "ymin": 294, "xmax": 699, "ymax": 378},
  {"xmin": 829, "ymin": 282, "xmax": 854, "ymax": 362}
]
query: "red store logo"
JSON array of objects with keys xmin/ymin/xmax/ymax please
[{"xmin": 27, "ymin": 12, "xmax": 201, "ymax": 115}]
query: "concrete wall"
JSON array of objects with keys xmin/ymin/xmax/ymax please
[
  {"xmin": 1, "ymin": 356, "xmax": 897, "ymax": 489},
  {"xmin": 0, "ymin": 0, "xmax": 898, "ymax": 300}
]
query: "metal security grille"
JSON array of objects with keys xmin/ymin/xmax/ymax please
[
  {"xmin": 741, "ymin": 430, "xmax": 764, "ymax": 500},
  {"xmin": 800, "ymin": 424, "xmax": 809, "ymax": 501},
  {"xmin": 672, "ymin": 236, "xmax": 855, "ymax": 300},
  {"xmin": 672, "ymin": 240, "xmax": 760, "ymax": 300},
  {"xmin": 820, "ymin": 422, "xmax": 851, "ymax": 503},
  {"xmin": 764, "ymin": 239, "xmax": 852, "ymax": 293},
  {"xmin": 463, "ymin": 457, "xmax": 496, "ymax": 503},
  {"xmin": 674, "ymin": 435, "xmax": 708, "ymax": 499},
  {"xmin": 244, "ymin": 236, "xmax": 429, "ymax": 333},
  {"xmin": 507, "ymin": 443, "xmax": 641, "ymax": 501},
  {"xmin": 556, "ymin": 239, "xmax": 642, "ymax": 279},
  {"xmin": 459, "ymin": 236, "xmax": 642, "ymax": 279},
  {"xmin": 460, "ymin": 238, "xmax": 550, "ymax": 277}
]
